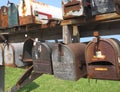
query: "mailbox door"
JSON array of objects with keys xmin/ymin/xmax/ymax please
[
  {"xmin": 0, "ymin": 6, "xmax": 8, "ymax": 28},
  {"xmin": 52, "ymin": 43, "xmax": 86, "ymax": 80},
  {"xmin": 4, "ymin": 44, "xmax": 15, "ymax": 67},
  {"xmin": 52, "ymin": 44, "xmax": 77, "ymax": 80},
  {"xmin": 32, "ymin": 42, "xmax": 53, "ymax": 74}
]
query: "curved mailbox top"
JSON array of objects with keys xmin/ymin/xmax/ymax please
[{"xmin": 86, "ymin": 38, "xmax": 120, "ymax": 66}]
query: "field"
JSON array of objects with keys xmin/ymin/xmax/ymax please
[{"xmin": 5, "ymin": 67, "xmax": 120, "ymax": 92}]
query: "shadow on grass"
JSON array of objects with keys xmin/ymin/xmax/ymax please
[{"xmin": 18, "ymin": 82, "xmax": 40, "ymax": 92}]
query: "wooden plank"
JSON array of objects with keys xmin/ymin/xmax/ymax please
[
  {"xmin": 72, "ymin": 26, "xmax": 80, "ymax": 43},
  {"xmin": 61, "ymin": 13, "xmax": 120, "ymax": 26},
  {"xmin": 62, "ymin": 25, "xmax": 72, "ymax": 44}
]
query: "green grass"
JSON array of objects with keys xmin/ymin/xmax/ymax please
[{"xmin": 5, "ymin": 67, "xmax": 120, "ymax": 92}]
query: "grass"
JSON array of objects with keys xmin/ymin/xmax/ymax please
[{"xmin": 5, "ymin": 67, "xmax": 120, "ymax": 92}]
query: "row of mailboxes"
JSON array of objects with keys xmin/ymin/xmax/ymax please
[
  {"xmin": 0, "ymin": 3, "xmax": 19, "ymax": 28},
  {"xmin": 2, "ymin": 37, "xmax": 119, "ymax": 81},
  {"xmin": 85, "ymin": 37, "xmax": 120, "ymax": 80},
  {"xmin": 0, "ymin": 38, "xmax": 33, "ymax": 67},
  {"xmin": 31, "ymin": 37, "xmax": 120, "ymax": 81},
  {"xmin": 31, "ymin": 41, "xmax": 87, "ymax": 80},
  {"xmin": 62, "ymin": 0, "xmax": 116, "ymax": 19}
]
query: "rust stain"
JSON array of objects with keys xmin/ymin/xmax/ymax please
[{"xmin": 22, "ymin": 0, "xmax": 27, "ymax": 16}]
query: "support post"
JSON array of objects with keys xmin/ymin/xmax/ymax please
[
  {"xmin": 0, "ymin": 66, "xmax": 5, "ymax": 92},
  {"xmin": 62, "ymin": 25, "xmax": 72, "ymax": 44},
  {"xmin": 72, "ymin": 25, "xmax": 80, "ymax": 43}
]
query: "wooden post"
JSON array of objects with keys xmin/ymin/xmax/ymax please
[
  {"xmin": 0, "ymin": 66, "xmax": 5, "ymax": 92},
  {"xmin": 72, "ymin": 26, "xmax": 80, "ymax": 43},
  {"xmin": 62, "ymin": 25, "xmax": 72, "ymax": 44}
]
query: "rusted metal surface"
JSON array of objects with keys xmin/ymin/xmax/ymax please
[
  {"xmin": 91, "ymin": 0, "xmax": 115, "ymax": 15},
  {"xmin": 22, "ymin": 38, "xmax": 34, "ymax": 62},
  {"xmin": 0, "ymin": 6, "xmax": 8, "ymax": 28},
  {"xmin": 62, "ymin": 0, "xmax": 85, "ymax": 19},
  {"xmin": 8, "ymin": 3, "xmax": 19, "ymax": 27},
  {"xmin": 0, "ymin": 44, "xmax": 4, "ymax": 66},
  {"xmin": 9, "ymin": 65, "xmax": 42, "ymax": 92},
  {"xmin": 18, "ymin": 0, "xmax": 62, "ymax": 25},
  {"xmin": 19, "ymin": 15, "xmax": 34, "ymax": 25},
  {"xmin": 86, "ymin": 38, "xmax": 120, "ymax": 80},
  {"xmin": 32, "ymin": 41, "xmax": 54, "ymax": 74},
  {"xmin": 0, "ymin": 66, "xmax": 4, "ymax": 92},
  {"xmin": 4, "ymin": 43, "xmax": 29, "ymax": 67},
  {"xmin": 52, "ymin": 43, "xmax": 87, "ymax": 81}
]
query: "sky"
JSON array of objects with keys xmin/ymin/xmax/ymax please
[{"xmin": 0, "ymin": 0, "xmax": 62, "ymax": 7}]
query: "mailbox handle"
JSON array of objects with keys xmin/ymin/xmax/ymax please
[
  {"xmin": 58, "ymin": 43, "xmax": 64, "ymax": 56},
  {"xmin": 57, "ymin": 43, "xmax": 64, "ymax": 62}
]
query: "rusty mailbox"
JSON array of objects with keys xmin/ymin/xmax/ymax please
[
  {"xmin": 52, "ymin": 43, "xmax": 87, "ymax": 81},
  {"xmin": 86, "ymin": 37, "xmax": 120, "ymax": 80},
  {"xmin": 32, "ymin": 41, "xmax": 54, "ymax": 74},
  {"xmin": 8, "ymin": 3, "xmax": 19, "ymax": 27},
  {"xmin": 0, "ymin": 6, "xmax": 8, "ymax": 28}
]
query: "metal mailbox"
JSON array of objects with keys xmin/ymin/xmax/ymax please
[
  {"xmin": 22, "ymin": 38, "xmax": 34, "ymax": 62},
  {"xmin": 18, "ymin": 0, "xmax": 62, "ymax": 25},
  {"xmin": 91, "ymin": 0, "xmax": 115, "ymax": 15},
  {"xmin": 62, "ymin": 0, "xmax": 89, "ymax": 19},
  {"xmin": 86, "ymin": 38, "xmax": 120, "ymax": 80},
  {"xmin": 32, "ymin": 41, "xmax": 54, "ymax": 74},
  {"xmin": 4, "ymin": 43, "xmax": 28, "ymax": 67},
  {"xmin": 8, "ymin": 3, "xmax": 19, "ymax": 27},
  {"xmin": 0, "ymin": 6, "xmax": 8, "ymax": 28},
  {"xmin": 52, "ymin": 43, "xmax": 87, "ymax": 81},
  {"xmin": 0, "ymin": 44, "xmax": 4, "ymax": 66}
]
